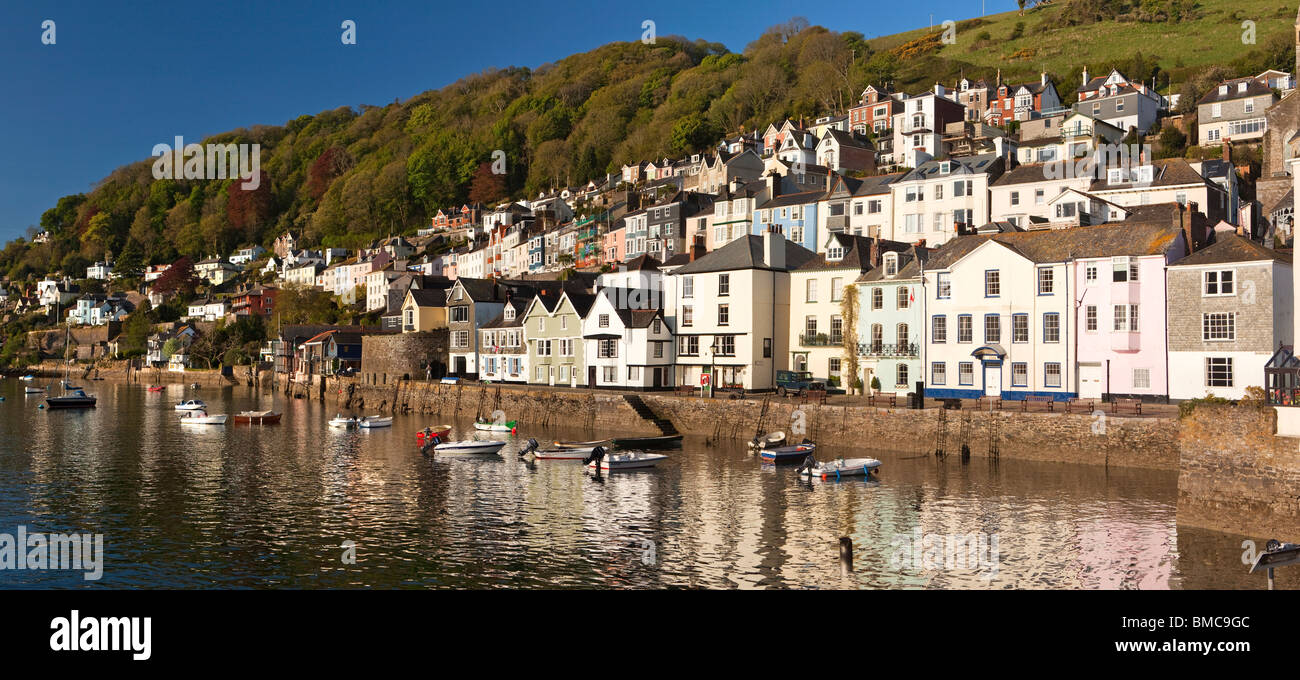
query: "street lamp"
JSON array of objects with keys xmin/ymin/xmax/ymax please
[{"xmin": 708, "ymin": 338, "xmax": 720, "ymax": 398}]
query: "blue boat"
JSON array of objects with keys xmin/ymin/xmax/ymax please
[{"xmin": 759, "ymin": 443, "xmax": 816, "ymax": 464}]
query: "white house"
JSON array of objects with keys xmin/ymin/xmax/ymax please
[
  {"xmin": 891, "ymin": 154, "xmax": 1004, "ymax": 247},
  {"xmin": 582, "ymin": 289, "xmax": 676, "ymax": 390}
]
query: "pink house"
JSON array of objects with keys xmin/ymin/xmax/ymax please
[
  {"xmin": 603, "ymin": 225, "xmax": 626, "ymax": 266},
  {"xmin": 1072, "ymin": 219, "xmax": 1190, "ymax": 402}
]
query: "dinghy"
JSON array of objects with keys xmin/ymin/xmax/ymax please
[
  {"xmin": 553, "ymin": 439, "xmax": 612, "ymax": 449},
  {"xmin": 147, "ymin": 385, "xmax": 166, "ymax": 392},
  {"xmin": 328, "ymin": 414, "xmax": 359, "ymax": 429},
  {"xmin": 24, "ymin": 386, "xmax": 45, "ymax": 394},
  {"xmin": 759, "ymin": 442, "xmax": 815, "ymax": 463},
  {"xmin": 233, "ymin": 410, "xmax": 281, "ymax": 424},
  {"xmin": 611, "ymin": 434, "xmax": 682, "ymax": 449},
  {"xmin": 178, "ymin": 410, "xmax": 227, "ymax": 425},
  {"xmin": 416, "ymin": 425, "xmax": 453, "ymax": 448},
  {"xmin": 747, "ymin": 431, "xmax": 787, "ymax": 450},
  {"xmin": 358, "ymin": 415, "xmax": 393, "ymax": 429},
  {"xmin": 797, "ymin": 455, "xmax": 881, "ymax": 480},
  {"xmin": 473, "ymin": 418, "xmax": 517, "ymax": 432},
  {"xmin": 433, "ymin": 439, "xmax": 508, "ymax": 454},
  {"xmin": 583, "ymin": 446, "xmax": 668, "ymax": 471},
  {"xmin": 19, "ymin": 375, "xmax": 34, "ymax": 382},
  {"xmin": 175, "ymin": 399, "xmax": 206, "ymax": 411},
  {"xmin": 531, "ymin": 446, "xmax": 599, "ymax": 460}
]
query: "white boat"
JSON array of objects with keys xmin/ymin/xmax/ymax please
[
  {"xmin": 358, "ymin": 415, "xmax": 393, "ymax": 429},
  {"xmin": 19, "ymin": 375, "xmax": 34, "ymax": 382},
  {"xmin": 175, "ymin": 399, "xmax": 206, "ymax": 411},
  {"xmin": 531, "ymin": 446, "xmax": 597, "ymax": 460},
  {"xmin": 24, "ymin": 386, "xmax": 45, "ymax": 394},
  {"xmin": 585, "ymin": 449, "xmax": 668, "ymax": 471},
  {"xmin": 433, "ymin": 439, "xmax": 508, "ymax": 454},
  {"xmin": 329, "ymin": 414, "xmax": 359, "ymax": 429},
  {"xmin": 747, "ymin": 430, "xmax": 787, "ymax": 450},
  {"xmin": 798, "ymin": 457, "xmax": 882, "ymax": 479},
  {"xmin": 178, "ymin": 410, "xmax": 227, "ymax": 425},
  {"xmin": 473, "ymin": 419, "xmax": 517, "ymax": 432}
]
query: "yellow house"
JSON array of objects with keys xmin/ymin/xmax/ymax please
[{"xmin": 401, "ymin": 288, "xmax": 448, "ymax": 332}]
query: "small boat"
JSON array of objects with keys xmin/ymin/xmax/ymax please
[
  {"xmin": 532, "ymin": 446, "xmax": 599, "ymax": 459},
  {"xmin": 474, "ymin": 419, "xmax": 517, "ymax": 432},
  {"xmin": 19, "ymin": 375, "xmax": 34, "ymax": 382},
  {"xmin": 179, "ymin": 410, "xmax": 227, "ymax": 425},
  {"xmin": 416, "ymin": 425, "xmax": 453, "ymax": 446},
  {"xmin": 553, "ymin": 439, "xmax": 612, "ymax": 449},
  {"xmin": 747, "ymin": 431, "xmax": 787, "ymax": 450},
  {"xmin": 584, "ymin": 447, "xmax": 668, "ymax": 471},
  {"xmin": 233, "ymin": 410, "xmax": 282, "ymax": 424},
  {"xmin": 358, "ymin": 415, "xmax": 393, "ymax": 429},
  {"xmin": 797, "ymin": 455, "xmax": 881, "ymax": 480},
  {"xmin": 45, "ymin": 389, "xmax": 97, "ymax": 409},
  {"xmin": 175, "ymin": 399, "xmax": 206, "ymax": 411},
  {"xmin": 759, "ymin": 442, "xmax": 816, "ymax": 464},
  {"xmin": 433, "ymin": 439, "xmax": 508, "ymax": 454},
  {"xmin": 146, "ymin": 385, "xmax": 166, "ymax": 392},
  {"xmin": 24, "ymin": 386, "xmax": 45, "ymax": 394},
  {"xmin": 611, "ymin": 434, "xmax": 682, "ymax": 449},
  {"xmin": 190, "ymin": 383, "xmax": 201, "ymax": 389},
  {"xmin": 329, "ymin": 414, "xmax": 359, "ymax": 429}
]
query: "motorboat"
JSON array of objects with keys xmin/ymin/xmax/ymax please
[
  {"xmin": 358, "ymin": 415, "xmax": 393, "ymax": 429},
  {"xmin": 797, "ymin": 455, "xmax": 881, "ymax": 480},
  {"xmin": 473, "ymin": 418, "xmax": 517, "ymax": 432},
  {"xmin": 531, "ymin": 446, "xmax": 599, "ymax": 459},
  {"xmin": 553, "ymin": 439, "xmax": 612, "ymax": 449},
  {"xmin": 178, "ymin": 410, "xmax": 227, "ymax": 425},
  {"xmin": 44, "ymin": 389, "xmax": 96, "ymax": 410},
  {"xmin": 611, "ymin": 434, "xmax": 682, "ymax": 449},
  {"xmin": 759, "ymin": 442, "xmax": 815, "ymax": 464},
  {"xmin": 584, "ymin": 446, "xmax": 668, "ymax": 471},
  {"xmin": 433, "ymin": 439, "xmax": 509, "ymax": 454},
  {"xmin": 24, "ymin": 386, "xmax": 45, "ymax": 394},
  {"xmin": 416, "ymin": 425, "xmax": 453, "ymax": 448},
  {"xmin": 329, "ymin": 414, "xmax": 359, "ymax": 429},
  {"xmin": 233, "ymin": 410, "xmax": 282, "ymax": 424},
  {"xmin": 19, "ymin": 375, "xmax": 34, "ymax": 382},
  {"xmin": 747, "ymin": 431, "xmax": 787, "ymax": 450},
  {"xmin": 175, "ymin": 399, "xmax": 206, "ymax": 411},
  {"xmin": 146, "ymin": 385, "xmax": 166, "ymax": 392}
]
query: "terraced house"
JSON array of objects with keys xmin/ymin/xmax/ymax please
[
  {"xmin": 856, "ymin": 245, "xmax": 929, "ymax": 397},
  {"xmin": 522, "ymin": 287, "xmax": 596, "ymax": 387},
  {"xmin": 478, "ymin": 298, "xmax": 529, "ymax": 384},
  {"xmin": 445, "ymin": 278, "xmax": 508, "ymax": 379},
  {"xmin": 582, "ymin": 289, "xmax": 675, "ymax": 390}
]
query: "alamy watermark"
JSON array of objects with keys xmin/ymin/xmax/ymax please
[
  {"xmin": 151, "ymin": 136, "xmax": 261, "ymax": 190},
  {"xmin": 1044, "ymin": 143, "xmax": 1153, "ymax": 183},
  {"xmin": 890, "ymin": 528, "xmax": 1000, "ymax": 580},
  {"xmin": 0, "ymin": 525, "xmax": 104, "ymax": 581}
]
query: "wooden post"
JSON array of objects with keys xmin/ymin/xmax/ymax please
[{"xmin": 839, "ymin": 537, "xmax": 853, "ymax": 575}]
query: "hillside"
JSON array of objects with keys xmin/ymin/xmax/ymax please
[{"xmin": 0, "ymin": 0, "xmax": 1294, "ymax": 283}]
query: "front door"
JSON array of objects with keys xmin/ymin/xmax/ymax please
[
  {"xmin": 588, "ymin": 366, "xmax": 597, "ymax": 387},
  {"xmin": 652, "ymin": 367, "xmax": 662, "ymax": 387},
  {"xmin": 1079, "ymin": 363, "xmax": 1103, "ymax": 399},
  {"xmin": 983, "ymin": 363, "xmax": 1001, "ymax": 397}
]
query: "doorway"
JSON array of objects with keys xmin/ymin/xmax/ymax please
[
  {"xmin": 983, "ymin": 363, "xmax": 1001, "ymax": 397},
  {"xmin": 1078, "ymin": 363, "xmax": 1103, "ymax": 399}
]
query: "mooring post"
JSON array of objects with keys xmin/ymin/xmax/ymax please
[{"xmin": 839, "ymin": 536, "xmax": 853, "ymax": 575}]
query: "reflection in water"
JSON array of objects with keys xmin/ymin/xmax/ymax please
[{"xmin": 0, "ymin": 380, "xmax": 1272, "ymax": 589}]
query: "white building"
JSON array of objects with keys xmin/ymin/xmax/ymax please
[{"xmin": 582, "ymin": 290, "xmax": 676, "ymax": 390}]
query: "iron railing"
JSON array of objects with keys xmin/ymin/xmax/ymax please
[{"xmin": 858, "ymin": 342, "xmax": 919, "ymax": 358}]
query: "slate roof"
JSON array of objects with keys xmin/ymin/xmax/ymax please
[
  {"xmin": 852, "ymin": 173, "xmax": 905, "ymax": 196},
  {"xmin": 481, "ymin": 299, "xmax": 529, "ymax": 329},
  {"xmin": 672, "ymin": 234, "xmax": 818, "ymax": 275},
  {"xmin": 1196, "ymin": 77, "xmax": 1275, "ymax": 106},
  {"xmin": 795, "ymin": 235, "xmax": 909, "ymax": 272},
  {"xmin": 1169, "ymin": 234, "xmax": 1292, "ymax": 266},
  {"xmin": 760, "ymin": 190, "xmax": 826, "ymax": 209},
  {"xmin": 1088, "ymin": 158, "xmax": 1215, "ymax": 192},
  {"xmin": 857, "ymin": 245, "xmax": 931, "ymax": 283},
  {"xmin": 924, "ymin": 220, "xmax": 1184, "ymax": 270},
  {"xmin": 406, "ymin": 288, "xmax": 447, "ymax": 308}
]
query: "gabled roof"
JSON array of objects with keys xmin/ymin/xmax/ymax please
[
  {"xmin": 405, "ymin": 288, "xmax": 447, "ymax": 308},
  {"xmin": 857, "ymin": 245, "xmax": 931, "ymax": 282},
  {"xmin": 924, "ymin": 220, "xmax": 1183, "ymax": 270},
  {"xmin": 672, "ymin": 234, "xmax": 817, "ymax": 275},
  {"xmin": 759, "ymin": 190, "xmax": 826, "ymax": 209},
  {"xmin": 1169, "ymin": 234, "xmax": 1292, "ymax": 267},
  {"xmin": 852, "ymin": 173, "xmax": 905, "ymax": 196},
  {"xmin": 1196, "ymin": 77, "xmax": 1274, "ymax": 106}
]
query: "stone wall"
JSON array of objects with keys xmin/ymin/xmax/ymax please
[
  {"xmin": 1178, "ymin": 404, "xmax": 1300, "ymax": 536},
  {"xmin": 360, "ymin": 331, "xmax": 449, "ymax": 384}
]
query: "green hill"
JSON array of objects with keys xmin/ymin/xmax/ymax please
[{"xmin": 1, "ymin": 0, "xmax": 1294, "ymax": 283}]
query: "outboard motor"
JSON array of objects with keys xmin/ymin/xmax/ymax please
[
  {"xmin": 797, "ymin": 453, "xmax": 818, "ymax": 476},
  {"xmin": 420, "ymin": 433, "xmax": 442, "ymax": 455},
  {"xmin": 583, "ymin": 446, "xmax": 607, "ymax": 467},
  {"xmin": 518, "ymin": 438, "xmax": 539, "ymax": 457}
]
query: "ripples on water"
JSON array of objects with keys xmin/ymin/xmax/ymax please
[{"xmin": 0, "ymin": 381, "xmax": 1271, "ymax": 589}]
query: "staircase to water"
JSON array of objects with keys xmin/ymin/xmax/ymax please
[{"xmin": 623, "ymin": 394, "xmax": 678, "ymax": 435}]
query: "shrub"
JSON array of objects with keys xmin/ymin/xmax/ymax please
[{"xmin": 1178, "ymin": 394, "xmax": 1234, "ymax": 418}]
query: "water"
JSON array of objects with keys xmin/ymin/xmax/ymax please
[{"xmin": 0, "ymin": 379, "xmax": 1271, "ymax": 589}]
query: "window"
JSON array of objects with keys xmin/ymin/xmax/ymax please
[
  {"xmin": 1202, "ymin": 312, "xmax": 1235, "ymax": 340},
  {"xmin": 451, "ymin": 306, "xmax": 469, "ymax": 323},
  {"xmin": 828, "ymin": 358, "xmax": 841, "ymax": 375},
  {"xmin": 1035, "ymin": 188, "xmax": 1045, "ymax": 204},
  {"xmin": 602, "ymin": 366, "xmax": 616, "ymax": 382},
  {"xmin": 1044, "ymin": 313, "xmax": 1061, "ymax": 343},
  {"xmin": 958, "ymin": 315, "xmax": 973, "ymax": 343},
  {"xmin": 1133, "ymin": 368, "xmax": 1150, "ymax": 389},
  {"xmin": 932, "ymin": 315, "xmax": 947, "ymax": 343},
  {"xmin": 936, "ymin": 272, "xmax": 951, "ymax": 298},
  {"xmin": 763, "ymin": 338, "xmax": 772, "ymax": 358},
  {"xmin": 985, "ymin": 270, "xmax": 1000, "ymax": 297},
  {"xmin": 1112, "ymin": 257, "xmax": 1139, "ymax": 282},
  {"xmin": 681, "ymin": 306, "xmax": 693, "ymax": 327},
  {"xmin": 1011, "ymin": 363, "xmax": 1028, "ymax": 387},
  {"xmin": 959, "ymin": 362, "xmax": 974, "ymax": 385},
  {"xmin": 598, "ymin": 339, "xmax": 617, "ymax": 358},
  {"xmin": 830, "ymin": 316, "xmax": 843, "ymax": 344},
  {"xmin": 897, "ymin": 286, "xmax": 910, "ymax": 309},
  {"xmin": 896, "ymin": 364, "xmax": 910, "ymax": 388},
  {"xmin": 1045, "ymin": 363, "xmax": 1062, "ymax": 388},
  {"xmin": 897, "ymin": 323, "xmax": 909, "ymax": 347},
  {"xmin": 652, "ymin": 319, "xmax": 661, "ymax": 334},
  {"xmin": 719, "ymin": 274, "xmax": 730, "ymax": 296},
  {"xmin": 870, "ymin": 324, "xmax": 883, "ymax": 350},
  {"xmin": 718, "ymin": 304, "xmax": 729, "ymax": 326},
  {"xmin": 984, "ymin": 314, "xmax": 1001, "ymax": 343},
  {"xmin": 1112, "ymin": 304, "xmax": 1138, "ymax": 332},
  {"xmin": 682, "ymin": 276, "xmax": 694, "ymax": 298},
  {"xmin": 884, "ymin": 253, "xmax": 898, "ymax": 276},
  {"xmin": 599, "ymin": 314, "xmax": 609, "ymax": 327},
  {"xmin": 1008, "ymin": 314, "xmax": 1027, "ymax": 343},
  {"xmin": 806, "ymin": 279, "xmax": 818, "ymax": 302},
  {"xmin": 1086, "ymin": 264, "xmax": 1098, "ymax": 283},
  {"xmin": 1037, "ymin": 267, "xmax": 1054, "ymax": 295},
  {"xmin": 1204, "ymin": 270, "xmax": 1235, "ymax": 296},
  {"xmin": 805, "ymin": 316, "xmax": 818, "ymax": 338},
  {"xmin": 1206, "ymin": 357, "xmax": 1233, "ymax": 387},
  {"xmin": 537, "ymin": 317, "xmax": 546, "ymax": 332},
  {"xmin": 560, "ymin": 316, "xmax": 567, "ymax": 330},
  {"xmin": 932, "ymin": 362, "xmax": 946, "ymax": 385},
  {"xmin": 1011, "ymin": 191, "xmax": 1020, "ymax": 206},
  {"xmin": 831, "ymin": 278, "xmax": 844, "ymax": 302},
  {"xmin": 679, "ymin": 336, "xmax": 699, "ymax": 356},
  {"xmin": 1085, "ymin": 305, "xmax": 1097, "ymax": 332},
  {"xmin": 717, "ymin": 335, "xmax": 736, "ymax": 356},
  {"xmin": 871, "ymin": 288, "xmax": 883, "ymax": 310}
]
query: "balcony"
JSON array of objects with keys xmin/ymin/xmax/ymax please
[
  {"xmin": 825, "ymin": 214, "xmax": 849, "ymax": 231},
  {"xmin": 858, "ymin": 342, "xmax": 920, "ymax": 358},
  {"xmin": 800, "ymin": 334, "xmax": 843, "ymax": 347},
  {"xmin": 1109, "ymin": 332, "xmax": 1140, "ymax": 352}
]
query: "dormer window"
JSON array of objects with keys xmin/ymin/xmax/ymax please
[
  {"xmin": 1219, "ymin": 84, "xmax": 1229, "ymax": 95},
  {"xmin": 827, "ymin": 246, "xmax": 845, "ymax": 261},
  {"xmin": 1238, "ymin": 82, "xmax": 1247, "ymax": 93},
  {"xmin": 504, "ymin": 307, "xmax": 515, "ymax": 321},
  {"xmin": 884, "ymin": 253, "xmax": 898, "ymax": 277}
]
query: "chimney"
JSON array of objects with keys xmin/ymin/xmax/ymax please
[
  {"xmin": 691, "ymin": 234, "xmax": 706, "ymax": 262},
  {"xmin": 1222, "ymin": 142, "xmax": 1231, "ymax": 164},
  {"xmin": 762, "ymin": 229, "xmax": 785, "ymax": 270},
  {"xmin": 1041, "ymin": 72, "xmax": 1048, "ymax": 88},
  {"xmin": 869, "ymin": 238, "xmax": 880, "ymax": 267},
  {"xmin": 1082, "ymin": 66, "xmax": 1089, "ymax": 87},
  {"xmin": 1180, "ymin": 202, "xmax": 1198, "ymax": 254}
]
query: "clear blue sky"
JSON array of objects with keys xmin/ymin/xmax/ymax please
[{"xmin": 0, "ymin": 0, "xmax": 1017, "ymax": 242}]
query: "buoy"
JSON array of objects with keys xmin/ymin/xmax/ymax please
[{"xmin": 38, "ymin": 404, "xmax": 45, "ymax": 410}]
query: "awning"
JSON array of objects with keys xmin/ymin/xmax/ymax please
[
  {"xmin": 583, "ymin": 333, "xmax": 621, "ymax": 339},
  {"xmin": 971, "ymin": 344, "xmax": 1006, "ymax": 360}
]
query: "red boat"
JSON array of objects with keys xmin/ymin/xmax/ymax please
[
  {"xmin": 147, "ymin": 385, "xmax": 165, "ymax": 392},
  {"xmin": 417, "ymin": 425, "xmax": 453, "ymax": 449},
  {"xmin": 232, "ymin": 410, "xmax": 282, "ymax": 425}
]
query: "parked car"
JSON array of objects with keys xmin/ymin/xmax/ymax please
[{"xmin": 775, "ymin": 370, "xmax": 824, "ymax": 397}]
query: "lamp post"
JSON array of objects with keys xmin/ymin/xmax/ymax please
[{"xmin": 708, "ymin": 338, "xmax": 720, "ymax": 398}]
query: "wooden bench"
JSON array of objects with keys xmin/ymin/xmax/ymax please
[
  {"xmin": 976, "ymin": 395, "xmax": 1002, "ymax": 410},
  {"xmin": 674, "ymin": 385, "xmax": 696, "ymax": 397},
  {"xmin": 941, "ymin": 398, "xmax": 964, "ymax": 410},
  {"xmin": 1019, "ymin": 395, "xmax": 1055, "ymax": 412},
  {"xmin": 1112, "ymin": 397, "xmax": 1143, "ymax": 415},
  {"xmin": 868, "ymin": 392, "xmax": 896, "ymax": 407},
  {"xmin": 803, "ymin": 389, "xmax": 827, "ymax": 405},
  {"xmin": 1064, "ymin": 398, "xmax": 1094, "ymax": 414}
]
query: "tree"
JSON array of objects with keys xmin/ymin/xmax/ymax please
[
  {"xmin": 468, "ymin": 161, "xmax": 506, "ymax": 205},
  {"xmin": 307, "ymin": 147, "xmax": 353, "ymax": 200},
  {"xmin": 226, "ymin": 171, "xmax": 274, "ymax": 240},
  {"xmin": 153, "ymin": 256, "xmax": 197, "ymax": 296},
  {"xmin": 840, "ymin": 283, "xmax": 861, "ymax": 395}
]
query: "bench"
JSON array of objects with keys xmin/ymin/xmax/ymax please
[
  {"xmin": 803, "ymin": 389, "xmax": 827, "ymax": 405},
  {"xmin": 941, "ymin": 398, "xmax": 964, "ymax": 410},
  {"xmin": 1064, "ymin": 398, "xmax": 1095, "ymax": 414},
  {"xmin": 1019, "ymin": 395, "xmax": 1055, "ymax": 412},
  {"xmin": 976, "ymin": 395, "xmax": 1002, "ymax": 410},
  {"xmin": 674, "ymin": 385, "xmax": 696, "ymax": 397},
  {"xmin": 1112, "ymin": 397, "xmax": 1143, "ymax": 415},
  {"xmin": 868, "ymin": 392, "xmax": 896, "ymax": 407}
]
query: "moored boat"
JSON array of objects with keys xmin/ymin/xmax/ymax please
[
  {"xmin": 433, "ymin": 439, "xmax": 508, "ymax": 454},
  {"xmin": 797, "ymin": 455, "xmax": 881, "ymax": 480},
  {"xmin": 19, "ymin": 375, "xmax": 34, "ymax": 382},
  {"xmin": 24, "ymin": 386, "xmax": 45, "ymax": 394},
  {"xmin": 358, "ymin": 415, "xmax": 393, "ymax": 429},
  {"xmin": 44, "ymin": 389, "xmax": 97, "ymax": 410},
  {"xmin": 553, "ymin": 439, "xmax": 611, "ymax": 449},
  {"xmin": 233, "ymin": 410, "xmax": 282, "ymax": 424},
  {"xmin": 584, "ymin": 446, "xmax": 668, "ymax": 471},
  {"xmin": 747, "ymin": 431, "xmax": 787, "ymax": 450},
  {"xmin": 611, "ymin": 434, "xmax": 682, "ymax": 449},
  {"xmin": 175, "ymin": 399, "xmax": 206, "ymax": 411},
  {"xmin": 416, "ymin": 425, "xmax": 453, "ymax": 447},
  {"xmin": 178, "ymin": 410, "xmax": 227, "ymax": 425},
  {"xmin": 473, "ymin": 419, "xmax": 517, "ymax": 432},
  {"xmin": 531, "ymin": 446, "xmax": 598, "ymax": 459},
  {"xmin": 147, "ymin": 385, "xmax": 166, "ymax": 392},
  {"xmin": 328, "ymin": 414, "xmax": 359, "ymax": 429},
  {"xmin": 759, "ymin": 442, "xmax": 815, "ymax": 463}
]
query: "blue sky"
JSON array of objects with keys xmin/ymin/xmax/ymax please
[{"xmin": 0, "ymin": 0, "xmax": 1017, "ymax": 243}]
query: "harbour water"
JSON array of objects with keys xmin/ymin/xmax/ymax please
[{"xmin": 0, "ymin": 379, "xmax": 1272, "ymax": 589}]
